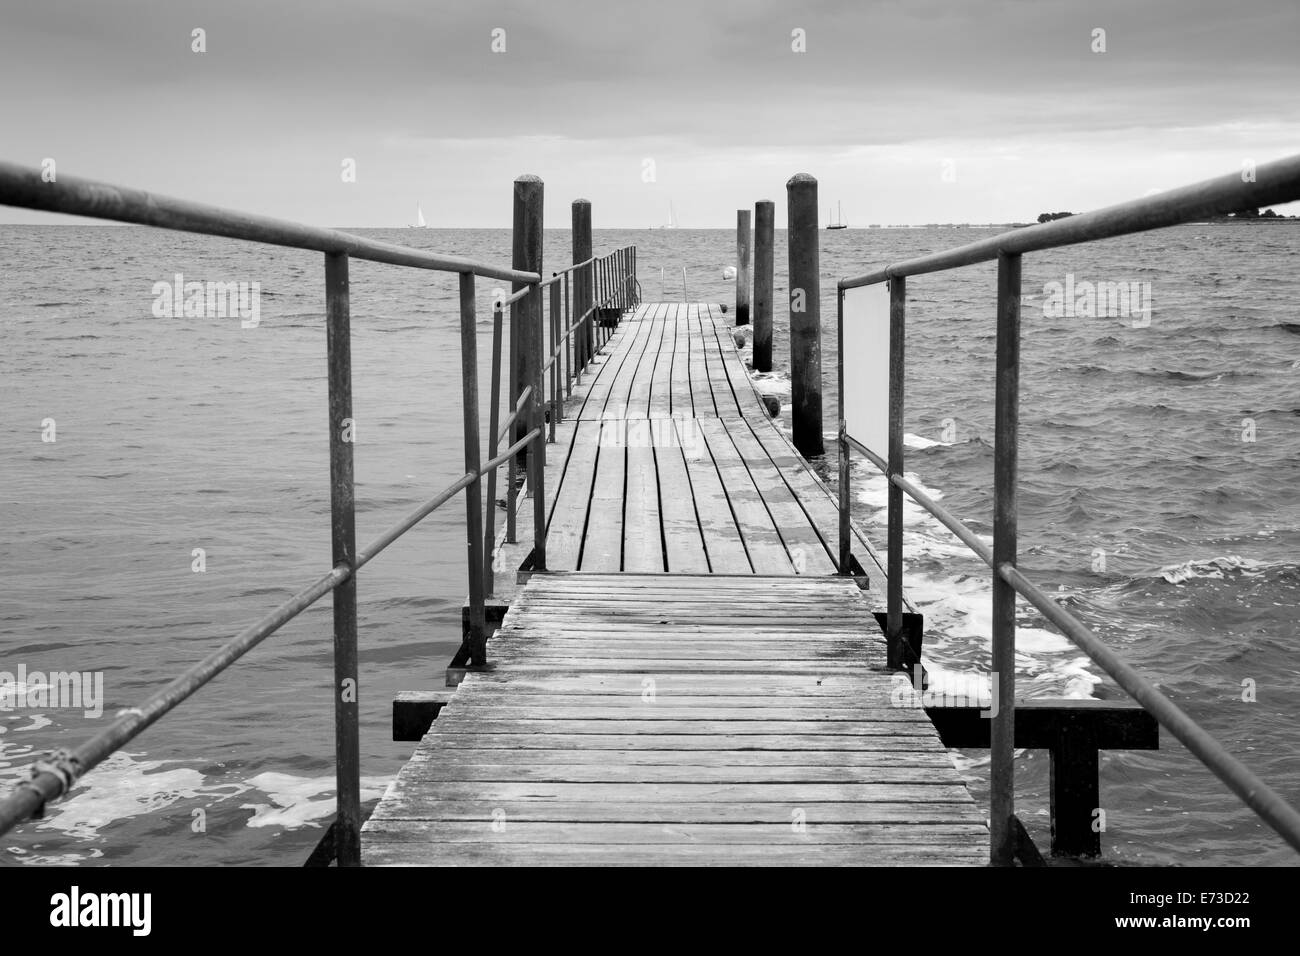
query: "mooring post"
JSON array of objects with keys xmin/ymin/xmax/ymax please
[
  {"xmin": 512, "ymin": 175, "xmax": 546, "ymax": 571},
  {"xmin": 512, "ymin": 175, "xmax": 543, "ymax": 451},
  {"xmin": 786, "ymin": 173, "xmax": 824, "ymax": 457},
  {"xmin": 572, "ymin": 200, "xmax": 592, "ymax": 373},
  {"xmin": 990, "ymin": 250, "xmax": 1022, "ymax": 866},
  {"xmin": 323, "ymin": 250, "xmax": 361, "ymax": 868},
  {"xmin": 753, "ymin": 200, "xmax": 774, "ymax": 372},
  {"xmin": 736, "ymin": 209, "xmax": 752, "ymax": 326}
]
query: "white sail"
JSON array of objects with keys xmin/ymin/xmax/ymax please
[{"xmin": 416, "ymin": 203, "xmax": 426, "ymax": 228}]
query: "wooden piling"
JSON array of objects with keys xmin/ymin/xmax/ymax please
[
  {"xmin": 736, "ymin": 209, "xmax": 751, "ymax": 326},
  {"xmin": 786, "ymin": 173, "xmax": 824, "ymax": 457},
  {"xmin": 573, "ymin": 201, "xmax": 592, "ymax": 370},
  {"xmin": 512, "ymin": 175, "xmax": 544, "ymax": 453},
  {"xmin": 753, "ymin": 200, "xmax": 774, "ymax": 372}
]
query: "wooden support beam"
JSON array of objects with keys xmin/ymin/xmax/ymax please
[
  {"xmin": 925, "ymin": 699, "xmax": 1159, "ymax": 859},
  {"xmin": 393, "ymin": 690, "xmax": 456, "ymax": 741}
]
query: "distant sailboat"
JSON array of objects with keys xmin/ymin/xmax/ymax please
[
  {"xmin": 409, "ymin": 202, "xmax": 428, "ymax": 228},
  {"xmin": 656, "ymin": 201, "xmax": 677, "ymax": 229},
  {"xmin": 827, "ymin": 201, "xmax": 848, "ymax": 230}
]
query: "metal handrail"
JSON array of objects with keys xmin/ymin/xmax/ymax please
[
  {"xmin": 842, "ymin": 154, "xmax": 1300, "ymax": 288},
  {"xmin": 0, "ymin": 161, "xmax": 536, "ymax": 285},
  {"xmin": 0, "ymin": 160, "xmax": 639, "ymax": 866},
  {"xmin": 836, "ymin": 152, "xmax": 1300, "ymax": 863}
]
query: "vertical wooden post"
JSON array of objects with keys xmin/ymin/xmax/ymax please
[
  {"xmin": 736, "ymin": 210, "xmax": 751, "ymax": 326},
  {"xmin": 886, "ymin": 276, "xmax": 906, "ymax": 666},
  {"xmin": 1050, "ymin": 722, "xmax": 1102, "ymax": 857},
  {"xmin": 324, "ymin": 250, "xmax": 360, "ymax": 867},
  {"xmin": 458, "ymin": 272, "xmax": 487, "ymax": 664},
  {"xmin": 786, "ymin": 173, "xmax": 824, "ymax": 457},
  {"xmin": 753, "ymin": 200, "xmax": 775, "ymax": 372},
  {"xmin": 573, "ymin": 200, "xmax": 592, "ymax": 370},
  {"xmin": 991, "ymin": 251, "xmax": 1022, "ymax": 866},
  {"xmin": 512, "ymin": 174, "xmax": 543, "ymax": 450}
]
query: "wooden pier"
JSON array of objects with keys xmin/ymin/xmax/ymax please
[{"xmin": 363, "ymin": 303, "xmax": 987, "ymax": 865}]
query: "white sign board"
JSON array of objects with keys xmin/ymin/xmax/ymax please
[{"xmin": 840, "ymin": 284, "xmax": 890, "ymax": 460}]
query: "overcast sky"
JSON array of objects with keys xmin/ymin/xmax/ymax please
[{"xmin": 1, "ymin": 0, "xmax": 1297, "ymax": 226}]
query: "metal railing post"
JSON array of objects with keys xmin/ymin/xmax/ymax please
[
  {"xmin": 458, "ymin": 272, "xmax": 487, "ymax": 664},
  {"xmin": 529, "ymin": 283, "xmax": 548, "ymax": 570},
  {"xmin": 484, "ymin": 298, "xmax": 504, "ymax": 597},
  {"xmin": 324, "ymin": 250, "xmax": 361, "ymax": 867},
  {"xmin": 563, "ymin": 271, "xmax": 573, "ymax": 396},
  {"xmin": 550, "ymin": 277, "xmax": 561, "ymax": 441},
  {"xmin": 990, "ymin": 251, "xmax": 1022, "ymax": 865},
  {"xmin": 837, "ymin": 287, "xmax": 851, "ymax": 574},
  {"xmin": 887, "ymin": 276, "xmax": 906, "ymax": 664}
]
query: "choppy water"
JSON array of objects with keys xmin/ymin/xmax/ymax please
[{"xmin": 1, "ymin": 223, "xmax": 1297, "ymax": 866}]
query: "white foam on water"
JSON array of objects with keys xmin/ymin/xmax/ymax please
[
  {"xmin": 852, "ymin": 445, "xmax": 1101, "ymax": 700},
  {"xmin": 25, "ymin": 751, "xmax": 218, "ymax": 841},
  {"xmin": 1159, "ymin": 554, "xmax": 1271, "ymax": 584},
  {"xmin": 240, "ymin": 771, "xmax": 392, "ymax": 829}
]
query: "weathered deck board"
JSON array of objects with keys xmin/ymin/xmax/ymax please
[
  {"xmin": 367, "ymin": 303, "xmax": 983, "ymax": 866},
  {"xmin": 364, "ymin": 573, "xmax": 984, "ymax": 866}
]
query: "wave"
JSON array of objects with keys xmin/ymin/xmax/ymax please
[{"xmin": 1157, "ymin": 554, "xmax": 1274, "ymax": 584}]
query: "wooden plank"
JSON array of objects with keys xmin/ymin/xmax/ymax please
[
  {"xmin": 649, "ymin": 304, "xmax": 676, "ymax": 418},
  {"xmin": 626, "ymin": 305, "xmax": 666, "ymax": 419},
  {"xmin": 577, "ymin": 422, "xmax": 626, "ymax": 571},
  {"xmin": 667, "ymin": 305, "xmax": 693, "ymax": 419},
  {"xmin": 673, "ymin": 418, "xmax": 751, "ymax": 572},
  {"xmin": 364, "ymin": 821, "xmax": 987, "ymax": 845},
  {"xmin": 394, "ymin": 733, "xmax": 947, "ymax": 751},
  {"xmin": 703, "ymin": 302, "xmax": 771, "ymax": 420},
  {"xmin": 602, "ymin": 302, "xmax": 660, "ymax": 420},
  {"xmin": 362, "ymin": 841, "xmax": 988, "ymax": 866},
  {"xmin": 577, "ymin": 304, "xmax": 655, "ymax": 420},
  {"xmin": 698, "ymin": 419, "xmax": 792, "ymax": 573},
  {"xmin": 369, "ymin": 799, "xmax": 980, "ymax": 824},
  {"xmin": 367, "ymin": 488, "xmax": 971, "ymax": 866},
  {"xmin": 540, "ymin": 418, "xmax": 600, "ymax": 570},
  {"xmin": 621, "ymin": 420, "xmax": 665, "ymax": 572},
  {"xmin": 684, "ymin": 304, "xmax": 715, "ymax": 418},
  {"xmin": 708, "ymin": 417, "xmax": 838, "ymax": 574}
]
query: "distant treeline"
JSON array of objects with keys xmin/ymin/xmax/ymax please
[
  {"xmin": 1035, "ymin": 208, "xmax": 1296, "ymax": 224},
  {"xmin": 1213, "ymin": 207, "xmax": 1298, "ymax": 221}
]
